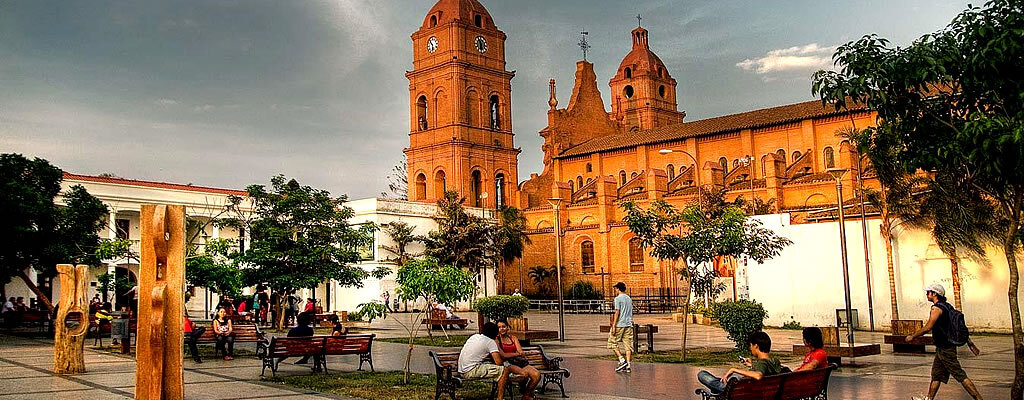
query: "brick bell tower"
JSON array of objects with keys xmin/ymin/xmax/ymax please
[
  {"xmin": 609, "ymin": 22, "xmax": 686, "ymax": 131},
  {"xmin": 405, "ymin": 0, "xmax": 520, "ymax": 209}
]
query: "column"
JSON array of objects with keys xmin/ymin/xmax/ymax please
[{"xmin": 107, "ymin": 208, "xmax": 118, "ymax": 309}]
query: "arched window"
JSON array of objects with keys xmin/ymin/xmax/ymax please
[
  {"xmin": 577, "ymin": 176, "xmax": 584, "ymax": 190},
  {"xmin": 776, "ymin": 149, "xmax": 786, "ymax": 162},
  {"xmin": 628, "ymin": 238, "xmax": 644, "ymax": 272},
  {"xmin": 658, "ymin": 85, "xmax": 666, "ymax": 98},
  {"xmin": 465, "ymin": 90, "xmax": 479, "ymax": 126},
  {"xmin": 657, "ymin": 67, "xmax": 664, "ymax": 78},
  {"xmin": 474, "ymin": 14, "xmax": 482, "ymax": 28},
  {"xmin": 792, "ymin": 151, "xmax": 802, "ymax": 162},
  {"xmin": 415, "ymin": 173, "xmax": 427, "ymax": 200},
  {"xmin": 416, "ymin": 96, "xmax": 428, "ymax": 130},
  {"xmin": 624, "ymin": 85, "xmax": 634, "ymax": 99},
  {"xmin": 619, "ymin": 171, "xmax": 627, "ymax": 186},
  {"xmin": 568, "ymin": 180, "xmax": 575, "ymax": 193},
  {"xmin": 580, "ymin": 241, "xmax": 595, "ymax": 273},
  {"xmin": 489, "ymin": 95, "xmax": 501, "ymax": 130},
  {"xmin": 719, "ymin": 157, "xmax": 729, "ymax": 174},
  {"xmin": 470, "ymin": 170, "xmax": 483, "ymax": 207},
  {"xmin": 630, "ymin": 172, "xmax": 638, "ymax": 179},
  {"xmin": 434, "ymin": 170, "xmax": 446, "ymax": 199},
  {"xmin": 586, "ymin": 177, "xmax": 593, "ymax": 185},
  {"xmin": 495, "ymin": 173, "xmax": 506, "ymax": 208},
  {"xmin": 430, "ymin": 15, "xmax": 437, "ymax": 27},
  {"xmin": 823, "ymin": 147, "xmax": 836, "ymax": 169},
  {"xmin": 667, "ymin": 164, "xmax": 675, "ymax": 180},
  {"xmin": 585, "ymin": 163, "xmax": 592, "ymax": 173},
  {"xmin": 624, "ymin": 67, "xmax": 632, "ymax": 78}
]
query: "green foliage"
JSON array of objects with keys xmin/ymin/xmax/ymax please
[
  {"xmin": 709, "ymin": 300, "xmax": 768, "ymax": 351},
  {"xmin": 395, "ymin": 257, "xmax": 476, "ymax": 307},
  {"xmin": 96, "ymin": 272, "xmax": 134, "ymax": 296},
  {"xmin": 186, "ymin": 238, "xmax": 243, "ymax": 297},
  {"xmin": 347, "ymin": 309, "xmax": 364, "ymax": 322},
  {"xmin": 355, "ymin": 301, "xmax": 389, "ymax": 323},
  {"xmin": 781, "ymin": 320, "xmax": 803, "ymax": 330},
  {"xmin": 496, "ymin": 206, "xmax": 531, "ymax": 264},
  {"xmin": 422, "ymin": 191, "xmax": 499, "ymax": 273},
  {"xmin": 380, "ymin": 221, "xmax": 421, "ymax": 266},
  {"xmin": 527, "ymin": 265, "xmax": 555, "ymax": 296},
  {"xmin": 566, "ymin": 281, "xmax": 602, "ymax": 300},
  {"xmin": 474, "ymin": 295, "xmax": 530, "ymax": 321},
  {"xmin": 233, "ymin": 175, "xmax": 388, "ymax": 292}
]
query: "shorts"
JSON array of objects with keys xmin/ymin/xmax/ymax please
[
  {"xmin": 607, "ymin": 326, "xmax": 634, "ymax": 351},
  {"xmin": 931, "ymin": 346, "xmax": 968, "ymax": 383},
  {"xmin": 461, "ymin": 363, "xmax": 504, "ymax": 380}
]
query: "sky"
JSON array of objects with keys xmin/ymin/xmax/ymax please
[{"xmin": 0, "ymin": 0, "xmax": 971, "ymax": 199}]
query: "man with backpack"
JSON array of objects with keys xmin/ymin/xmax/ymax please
[{"xmin": 908, "ymin": 283, "xmax": 983, "ymax": 400}]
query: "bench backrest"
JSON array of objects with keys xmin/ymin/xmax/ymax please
[
  {"xmin": 324, "ymin": 334, "xmax": 374, "ymax": 355},
  {"xmin": 430, "ymin": 351, "xmax": 461, "ymax": 373},
  {"xmin": 729, "ymin": 374, "xmax": 784, "ymax": 400},
  {"xmin": 723, "ymin": 364, "xmax": 837, "ymax": 400},
  {"xmin": 430, "ymin": 309, "xmax": 447, "ymax": 320},
  {"xmin": 267, "ymin": 337, "xmax": 325, "ymax": 358},
  {"xmin": 520, "ymin": 346, "xmax": 551, "ymax": 370},
  {"xmin": 891, "ymin": 320, "xmax": 923, "ymax": 335},
  {"xmin": 196, "ymin": 322, "xmax": 264, "ymax": 341}
]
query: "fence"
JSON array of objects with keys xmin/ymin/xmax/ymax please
[{"xmin": 529, "ymin": 288, "xmax": 686, "ymax": 314}]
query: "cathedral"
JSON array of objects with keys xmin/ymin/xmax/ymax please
[{"xmin": 405, "ymin": 0, "xmax": 878, "ymax": 298}]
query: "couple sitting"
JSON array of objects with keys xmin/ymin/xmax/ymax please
[
  {"xmin": 697, "ymin": 327, "xmax": 828, "ymax": 395},
  {"xmin": 458, "ymin": 320, "xmax": 541, "ymax": 400}
]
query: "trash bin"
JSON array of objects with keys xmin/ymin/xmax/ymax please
[{"xmin": 111, "ymin": 318, "xmax": 130, "ymax": 342}]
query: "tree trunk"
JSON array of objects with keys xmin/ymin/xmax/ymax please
[
  {"xmin": 54, "ymin": 265, "xmax": 89, "ymax": 374},
  {"xmin": 19, "ymin": 270, "xmax": 54, "ymax": 313},
  {"xmin": 681, "ymin": 277, "xmax": 692, "ymax": 361},
  {"xmin": 950, "ymin": 256, "xmax": 963, "ymax": 311},
  {"xmin": 1003, "ymin": 235, "xmax": 1023, "ymax": 400},
  {"xmin": 879, "ymin": 207, "xmax": 899, "ymax": 321}
]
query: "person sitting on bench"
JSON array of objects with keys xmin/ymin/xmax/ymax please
[
  {"xmin": 283, "ymin": 311, "xmax": 315, "ymax": 365},
  {"xmin": 458, "ymin": 322, "xmax": 535, "ymax": 400},
  {"xmin": 793, "ymin": 327, "xmax": 827, "ymax": 371},
  {"xmin": 697, "ymin": 331, "xmax": 781, "ymax": 394},
  {"xmin": 184, "ymin": 315, "xmax": 205, "ymax": 363}
]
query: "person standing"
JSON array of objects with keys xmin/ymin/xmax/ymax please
[
  {"xmin": 909, "ymin": 284, "xmax": 983, "ymax": 400},
  {"xmin": 382, "ymin": 291, "xmax": 391, "ymax": 312},
  {"xmin": 607, "ymin": 282, "xmax": 634, "ymax": 373},
  {"xmin": 257, "ymin": 289, "xmax": 270, "ymax": 326}
]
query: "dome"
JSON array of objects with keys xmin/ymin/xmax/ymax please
[
  {"xmin": 615, "ymin": 27, "xmax": 670, "ymax": 80},
  {"xmin": 421, "ymin": 0, "xmax": 497, "ymax": 30}
]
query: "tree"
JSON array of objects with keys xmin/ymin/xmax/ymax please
[
  {"xmin": 0, "ymin": 154, "xmax": 112, "ymax": 312},
  {"xmin": 233, "ymin": 175, "xmax": 387, "ymax": 328},
  {"xmin": 391, "ymin": 257, "xmax": 475, "ymax": 383},
  {"xmin": 380, "ymin": 221, "xmax": 421, "ymax": 267},
  {"xmin": 527, "ymin": 265, "xmax": 554, "ymax": 296},
  {"xmin": 623, "ymin": 200, "xmax": 791, "ymax": 360},
  {"xmin": 812, "ymin": 1, "xmax": 1024, "ymax": 395},
  {"xmin": 186, "ymin": 238, "xmax": 243, "ymax": 297},
  {"xmin": 380, "ymin": 156, "xmax": 409, "ymax": 200},
  {"xmin": 495, "ymin": 206, "xmax": 531, "ymax": 294},
  {"xmin": 423, "ymin": 191, "xmax": 499, "ymax": 278}
]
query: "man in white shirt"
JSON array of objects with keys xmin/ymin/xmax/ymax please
[
  {"xmin": 608, "ymin": 282, "xmax": 634, "ymax": 373},
  {"xmin": 458, "ymin": 322, "xmax": 515, "ymax": 399}
]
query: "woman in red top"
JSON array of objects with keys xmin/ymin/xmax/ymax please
[
  {"xmin": 495, "ymin": 320, "xmax": 541, "ymax": 400},
  {"xmin": 795, "ymin": 327, "xmax": 828, "ymax": 371}
]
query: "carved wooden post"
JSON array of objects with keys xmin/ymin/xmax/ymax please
[
  {"xmin": 135, "ymin": 205, "xmax": 185, "ymax": 400},
  {"xmin": 54, "ymin": 264, "xmax": 90, "ymax": 374}
]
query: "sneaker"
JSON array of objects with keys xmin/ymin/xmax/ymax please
[
  {"xmin": 223, "ymin": 356, "xmax": 233, "ymax": 361},
  {"xmin": 911, "ymin": 396, "xmax": 931, "ymax": 400},
  {"xmin": 624, "ymin": 362, "xmax": 632, "ymax": 373},
  {"xmin": 615, "ymin": 360, "xmax": 628, "ymax": 372}
]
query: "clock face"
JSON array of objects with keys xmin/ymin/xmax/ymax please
[
  {"xmin": 427, "ymin": 36, "xmax": 438, "ymax": 53},
  {"xmin": 475, "ymin": 36, "xmax": 487, "ymax": 53}
]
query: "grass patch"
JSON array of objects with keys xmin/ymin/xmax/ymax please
[
  {"xmin": 590, "ymin": 348, "xmax": 800, "ymax": 367},
  {"xmin": 378, "ymin": 334, "xmax": 473, "ymax": 347},
  {"xmin": 266, "ymin": 370, "xmax": 495, "ymax": 400}
]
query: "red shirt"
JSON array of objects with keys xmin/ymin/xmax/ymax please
[
  {"xmin": 183, "ymin": 316, "xmax": 193, "ymax": 333},
  {"xmin": 800, "ymin": 348, "xmax": 828, "ymax": 370}
]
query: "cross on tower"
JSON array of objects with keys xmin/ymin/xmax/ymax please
[
  {"xmin": 636, "ymin": 14, "xmax": 642, "ymax": 27},
  {"xmin": 578, "ymin": 31, "xmax": 591, "ymax": 61}
]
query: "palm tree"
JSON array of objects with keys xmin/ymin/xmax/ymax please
[
  {"xmin": 381, "ymin": 221, "xmax": 421, "ymax": 267},
  {"xmin": 496, "ymin": 206, "xmax": 531, "ymax": 294},
  {"xmin": 528, "ymin": 266, "xmax": 554, "ymax": 296}
]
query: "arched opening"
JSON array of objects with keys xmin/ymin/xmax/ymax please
[
  {"xmin": 630, "ymin": 172, "xmax": 638, "ymax": 179},
  {"xmin": 465, "ymin": 90, "xmax": 479, "ymax": 126},
  {"xmin": 489, "ymin": 95, "xmax": 501, "ymax": 130},
  {"xmin": 433, "ymin": 170, "xmax": 446, "ymax": 199},
  {"xmin": 577, "ymin": 176, "xmax": 583, "ymax": 190},
  {"xmin": 474, "ymin": 14, "xmax": 482, "ymax": 28},
  {"xmin": 586, "ymin": 177, "xmax": 593, "ymax": 185},
  {"xmin": 619, "ymin": 171, "xmax": 627, "ymax": 186},
  {"xmin": 823, "ymin": 147, "xmax": 836, "ymax": 169},
  {"xmin": 667, "ymin": 164, "xmax": 675, "ymax": 180},
  {"xmin": 719, "ymin": 157, "xmax": 729, "ymax": 175},
  {"xmin": 430, "ymin": 15, "xmax": 437, "ymax": 27},
  {"xmin": 495, "ymin": 173, "xmax": 506, "ymax": 208},
  {"xmin": 658, "ymin": 85, "xmax": 666, "ymax": 98},
  {"xmin": 792, "ymin": 150, "xmax": 802, "ymax": 161},
  {"xmin": 776, "ymin": 149, "xmax": 786, "ymax": 163},
  {"xmin": 416, "ymin": 96, "xmax": 428, "ymax": 131},
  {"xmin": 580, "ymin": 241, "xmax": 595, "ymax": 273},
  {"xmin": 624, "ymin": 85, "xmax": 634, "ymax": 99},
  {"xmin": 585, "ymin": 163, "xmax": 592, "ymax": 173},
  {"xmin": 658, "ymin": 67, "xmax": 664, "ymax": 78},
  {"xmin": 624, "ymin": 67, "xmax": 632, "ymax": 78},
  {"xmin": 628, "ymin": 238, "xmax": 644, "ymax": 272},
  {"xmin": 415, "ymin": 173, "xmax": 427, "ymax": 200},
  {"xmin": 568, "ymin": 180, "xmax": 575, "ymax": 193},
  {"xmin": 471, "ymin": 170, "xmax": 483, "ymax": 207}
]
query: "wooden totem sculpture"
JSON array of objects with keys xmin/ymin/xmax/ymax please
[
  {"xmin": 135, "ymin": 205, "xmax": 185, "ymax": 400},
  {"xmin": 54, "ymin": 264, "xmax": 90, "ymax": 374}
]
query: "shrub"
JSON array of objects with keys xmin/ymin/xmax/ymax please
[
  {"xmin": 355, "ymin": 301, "xmax": 388, "ymax": 323},
  {"xmin": 347, "ymin": 310, "xmax": 364, "ymax": 322},
  {"xmin": 781, "ymin": 319, "xmax": 802, "ymax": 330},
  {"xmin": 567, "ymin": 281, "xmax": 602, "ymax": 300},
  {"xmin": 708, "ymin": 300, "xmax": 768, "ymax": 350},
  {"xmin": 474, "ymin": 295, "xmax": 530, "ymax": 321}
]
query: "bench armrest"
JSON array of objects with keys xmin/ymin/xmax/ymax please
[{"xmin": 255, "ymin": 339, "xmax": 269, "ymax": 359}]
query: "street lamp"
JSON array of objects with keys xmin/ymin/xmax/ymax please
[
  {"xmin": 737, "ymin": 155, "xmax": 755, "ymax": 214},
  {"xmin": 827, "ymin": 168, "xmax": 856, "ymax": 352},
  {"xmin": 657, "ymin": 148, "xmax": 702, "ymax": 211},
  {"xmin": 547, "ymin": 197, "xmax": 566, "ymax": 342}
]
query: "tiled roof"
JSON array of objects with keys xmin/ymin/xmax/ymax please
[
  {"xmin": 63, "ymin": 172, "xmax": 249, "ymax": 196},
  {"xmin": 556, "ymin": 100, "xmax": 868, "ymax": 158}
]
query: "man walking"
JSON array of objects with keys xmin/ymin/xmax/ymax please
[
  {"xmin": 908, "ymin": 283, "xmax": 983, "ymax": 400},
  {"xmin": 608, "ymin": 282, "xmax": 634, "ymax": 373}
]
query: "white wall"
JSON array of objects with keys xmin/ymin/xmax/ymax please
[{"xmin": 742, "ymin": 213, "xmax": 1023, "ymax": 332}]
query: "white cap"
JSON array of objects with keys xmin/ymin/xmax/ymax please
[{"xmin": 924, "ymin": 283, "xmax": 946, "ymax": 297}]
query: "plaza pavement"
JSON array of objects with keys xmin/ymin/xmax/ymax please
[{"xmin": 0, "ymin": 311, "xmax": 1015, "ymax": 399}]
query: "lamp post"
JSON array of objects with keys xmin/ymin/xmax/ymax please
[
  {"xmin": 856, "ymin": 156, "xmax": 875, "ymax": 332},
  {"xmin": 827, "ymin": 168, "xmax": 856, "ymax": 352},
  {"xmin": 547, "ymin": 197, "xmax": 566, "ymax": 342},
  {"xmin": 657, "ymin": 148, "xmax": 702, "ymax": 211}
]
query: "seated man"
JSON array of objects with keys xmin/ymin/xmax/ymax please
[
  {"xmin": 458, "ymin": 322, "xmax": 535, "ymax": 400},
  {"xmin": 697, "ymin": 331, "xmax": 782, "ymax": 394},
  {"xmin": 281, "ymin": 311, "xmax": 316, "ymax": 365},
  {"xmin": 184, "ymin": 315, "xmax": 206, "ymax": 363}
]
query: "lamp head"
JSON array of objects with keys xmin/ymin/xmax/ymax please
[
  {"xmin": 826, "ymin": 168, "xmax": 849, "ymax": 181},
  {"xmin": 658, "ymin": 149, "xmax": 673, "ymax": 155}
]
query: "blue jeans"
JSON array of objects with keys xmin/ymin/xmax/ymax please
[{"xmin": 698, "ymin": 370, "xmax": 729, "ymax": 394}]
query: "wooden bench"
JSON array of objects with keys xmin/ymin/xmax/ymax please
[
  {"xmin": 429, "ymin": 350, "xmax": 506, "ymax": 400},
  {"xmin": 422, "ymin": 309, "xmax": 469, "ymax": 330},
  {"xmin": 792, "ymin": 327, "xmax": 880, "ymax": 365},
  {"xmin": 508, "ymin": 317, "xmax": 557, "ymax": 345},
  {"xmin": 318, "ymin": 334, "xmax": 376, "ymax": 372},
  {"xmin": 696, "ymin": 363, "xmax": 838, "ymax": 400},
  {"xmin": 521, "ymin": 345, "xmax": 571, "ymax": 398},
  {"xmin": 19, "ymin": 310, "xmax": 51, "ymax": 332},
  {"xmin": 189, "ymin": 322, "xmax": 267, "ymax": 360},
  {"xmin": 599, "ymin": 324, "xmax": 659, "ymax": 353},
  {"xmin": 259, "ymin": 336, "xmax": 327, "ymax": 376},
  {"xmin": 883, "ymin": 319, "xmax": 934, "ymax": 354}
]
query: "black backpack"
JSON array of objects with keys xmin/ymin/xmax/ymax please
[{"xmin": 936, "ymin": 302, "xmax": 970, "ymax": 346}]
